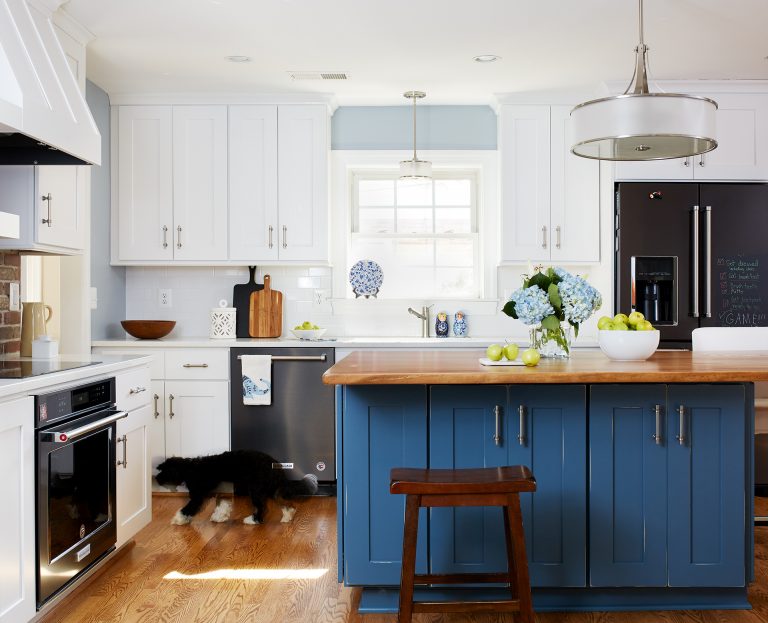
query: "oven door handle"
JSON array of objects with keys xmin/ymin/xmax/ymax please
[{"xmin": 42, "ymin": 411, "xmax": 128, "ymax": 443}]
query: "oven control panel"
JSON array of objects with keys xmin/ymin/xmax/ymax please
[{"xmin": 36, "ymin": 378, "xmax": 116, "ymax": 426}]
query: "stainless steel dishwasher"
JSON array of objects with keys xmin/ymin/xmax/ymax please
[{"xmin": 229, "ymin": 347, "xmax": 336, "ymax": 492}]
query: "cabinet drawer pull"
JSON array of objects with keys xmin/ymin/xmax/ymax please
[
  {"xmin": 493, "ymin": 405, "xmax": 503, "ymax": 446},
  {"xmin": 652, "ymin": 404, "xmax": 663, "ymax": 445},
  {"xmin": 683, "ymin": 157, "xmax": 690, "ymax": 167},
  {"xmin": 268, "ymin": 225, "xmax": 273, "ymax": 249},
  {"xmin": 555, "ymin": 225, "xmax": 561, "ymax": 250},
  {"xmin": 177, "ymin": 225, "xmax": 183, "ymax": 249},
  {"xmin": 517, "ymin": 405, "xmax": 526, "ymax": 446},
  {"xmin": 168, "ymin": 394, "xmax": 175, "ymax": 419},
  {"xmin": 153, "ymin": 393, "xmax": 160, "ymax": 418},
  {"xmin": 41, "ymin": 193, "xmax": 52, "ymax": 226},
  {"xmin": 676, "ymin": 405, "xmax": 686, "ymax": 445},
  {"xmin": 129, "ymin": 386, "xmax": 146, "ymax": 395},
  {"xmin": 283, "ymin": 225, "xmax": 287, "ymax": 249},
  {"xmin": 182, "ymin": 363, "xmax": 209, "ymax": 368},
  {"xmin": 699, "ymin": 154, "xmax": 705, "ymax": 167},
  {"xmin": 117, "ymin": 434, "xmax": 128, "ymax": 469},
  {"xmin": 541, "ymin": 226, "xmax": 547, "ymax": 249}
]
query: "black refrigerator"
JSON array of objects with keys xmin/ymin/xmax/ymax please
[{"xmin": 616, "ymin": 182, "xmax": 768, "ymax": 348}]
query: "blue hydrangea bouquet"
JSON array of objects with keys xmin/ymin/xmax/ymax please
[{"xmin": 502, "ymin": 266, "xmax": 602, "ymax": 358}]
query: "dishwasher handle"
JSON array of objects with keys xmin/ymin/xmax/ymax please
[{"xmin": 237, "ymin": 354, "xmax": 327, "ymax": 362}]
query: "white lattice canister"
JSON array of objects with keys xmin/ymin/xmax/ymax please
[{"xmin": 210, "ymin": 299, "xmax": 236, "ymax": 339}]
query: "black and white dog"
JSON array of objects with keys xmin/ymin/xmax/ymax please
[{"xmin": 155, "ymin": 450, "xmax": 318, "ymax": 526}]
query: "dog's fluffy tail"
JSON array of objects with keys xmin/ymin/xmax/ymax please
[{"xmin": 280, "ymin": 473, "xmax": 319, "ymax": 499}]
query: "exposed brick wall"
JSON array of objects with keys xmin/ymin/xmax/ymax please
[{"xmin": 0, "ymin": 252, "xmax": 20, "ymax": 356}]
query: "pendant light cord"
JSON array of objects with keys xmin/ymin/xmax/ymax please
[{"xmin": 412, "ymin": 93, "xmax": 417, "ymax": 161}]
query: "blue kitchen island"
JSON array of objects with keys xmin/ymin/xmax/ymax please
[{"xmin": 322, "ymin": 349, "xmax": 765, "ymax": 612}]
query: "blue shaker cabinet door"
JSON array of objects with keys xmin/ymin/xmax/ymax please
[
  {"xmin": 429, "ymin": 385, "xmax": 508, "ymax": 575},
  {"xmin": 589, "ymin": 385, "xmax": 667, "ymax": 587},
  {"xmin": 667, "ymin": 384, "xmax": 746, "ymax": 587},
  {"xmin": 508, "ymin": 385, "xmax": 587, "ymax": 587},
  {"xmin": 343, "ymin": 385, "xmax": 428, "ymax": 586}
]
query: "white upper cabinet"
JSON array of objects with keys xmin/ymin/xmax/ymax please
[
  {"xmin": 615, "ymin": 93, "xmax": 768, "ymax": 181},
  {"xmin": 117, "ymin": 106, "xmax": 174, "ymax": 261},
  {"xmin": 499, "ymin": 105, "xmax": 600, "ymax": 264},
  {"xmin": 277, "ymin": 105, "xmax": 329, "ymax": 261},
  {"xmin": 172, "ymin": 106, "xmax": 228, "ymax": 260},
  {"xmin": 229, "ymin": 105, "xmax": 279, "ymax": 261}
]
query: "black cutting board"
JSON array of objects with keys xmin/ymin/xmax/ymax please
[{"xmin": 233, "ymin": 266, "xmax": 264, "ymax": 337}]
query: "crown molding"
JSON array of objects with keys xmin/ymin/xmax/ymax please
[{"xmin": 109, "ymin": 91, "xmax": 338, "ymax": 111}]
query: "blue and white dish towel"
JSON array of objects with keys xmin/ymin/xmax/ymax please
[{"xmin": 241, "ymin": 355, "xmax": 272, "ymax": 405}]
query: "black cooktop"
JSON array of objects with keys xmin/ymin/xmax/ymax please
[{"xmin": 0, "ymin": 359, "xmax": 102, "ymax": 379}]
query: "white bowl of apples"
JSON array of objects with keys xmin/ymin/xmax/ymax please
[
  {"xmin": 597, "ymin": 312, "xmax": 660, "ymax": 361},
  {"xmin": 290, "ymin": 321, "xmax": 326, "ymax": 340}
]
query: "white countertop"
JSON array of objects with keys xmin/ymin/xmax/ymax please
[{"xmin": 0, "ymin": 354, "xmax": 153, "ymax": 401}]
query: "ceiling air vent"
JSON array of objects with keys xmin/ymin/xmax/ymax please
[{"xmin": 289, "ymin": 71, "xmax": 349, "ymax": 80}]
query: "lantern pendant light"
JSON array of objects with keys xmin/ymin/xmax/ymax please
[
  {"xmin": 570, "ymin": 0, "xmax": 717, "ymax": 161},
  {"xmin": 399, "ymin": 90, "xmax": 433, "ymax": 179}
]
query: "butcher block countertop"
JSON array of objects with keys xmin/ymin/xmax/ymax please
[{"xmin": 322, "ymin": 349, "xmax": 768, "ymax": 385}]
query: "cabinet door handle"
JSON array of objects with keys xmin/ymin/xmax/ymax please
[
  {"xmin": 41, "ymin": 193, "xmax": 52, "ymax": 226},
  {"xmin": 282, "ymin": 225, "xmax": 287, "ymax": 249},
  {"xmin": 541, "ymin": 226, "xmax": 547, "ymax": 249},
  {"xmin": 177, "ymin": 225, "xmax": 183, "ymax": 249},
  {"xmin": 517, "ymin": 404, "xmax": 526, "ymax": 446},
  {"xmin": 268, "ymin": 225, "xmax": 274, "ymax": 249},
  {"xmin": 153, "ymin": 393, "xmax": 160, "ymax": 418},
  {"xmin": 162, "ymin": 225, "xmax": 168, "ymax": 249},
  {"xmin": 493, "ymin": 405, "xmax": 503, "ymax": 446},
  {"xmin": 699, "ymin": 154, "xmax": 705, "ymax": 167},
  {"xmin": 168, "ymin": 394, "xmax": 175, "ymax": 419},
  {"xmin": 129, "ymin": 386, "xmax": 146, "ymax": 395},
  {"xmin": 676, "ymin": 405, "xmax": 686, "ymax": 445},
  {"xmin": 182, "ymin": 363, "xmax": 209, "ymax": 368},
  {"xmin": 683, "ymin": 157, "xmax": 690, "ymax": 167},
  {"xmin": 117, "ymin": 434, "xmax": 128, "ymax": 469},
  {"xmin": 555, "ymin": 225, "xmax": 561, "ymax": 250},
  {"xmin": 652, "ymin": 404, "xmax": 663, "ymax": 445}
]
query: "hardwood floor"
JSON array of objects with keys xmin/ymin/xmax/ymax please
[{"xmin": 40, "ymin": 495, "xmax": 768, "ymax": 623}]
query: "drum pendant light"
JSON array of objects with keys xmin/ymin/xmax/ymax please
[
  {"xmin": 570, "ymin": 0, "xmax": 717, "ymax": 161},
  {"xmin": 399, "ymin": 91, "xmax": 432, "ymax": 179}
]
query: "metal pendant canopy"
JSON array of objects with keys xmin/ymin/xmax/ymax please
[
  {"xmin": 399, "ymin": 90, "xmax": 433, "ymax": 179},
  {"xmin": 570, "ymin": 0, "xmax": 717, "ymax": 161}
]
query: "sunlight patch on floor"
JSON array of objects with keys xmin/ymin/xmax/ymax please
[{"xmin": 164, "ymin": 568, "xmax": 328, "ymax": 580}]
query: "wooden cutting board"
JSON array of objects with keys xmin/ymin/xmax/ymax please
[
  {"xmin": 233, "ymin": 266, "xmax": 264, "ymax": 338},
  {"xmin": 248, "ymin": 274, "xmax": 283, "ymax": 337}
]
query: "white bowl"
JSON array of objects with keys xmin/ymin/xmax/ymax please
[
  {"xmin": 598, "ymin": 329, "xmax": 660, "ymax": 361},
  {"xmin": 290, "ymin": 328, "xmax": 327, "ymax": 340}
]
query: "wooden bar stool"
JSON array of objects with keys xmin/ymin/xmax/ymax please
[{"xmin": 390, "ymin": 466, "xmax": 536, "ymax": 623}]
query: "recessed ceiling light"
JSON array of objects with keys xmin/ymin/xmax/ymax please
[
  {"xmin": 225, "ymin": 55, "xmax": 252, "ymax": 63},
  {"xmin": 473, "ymin": 54, "xmax": 500, "ymax": 63}
]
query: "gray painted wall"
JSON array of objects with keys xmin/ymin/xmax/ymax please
[
  {"xmin": 87, "ymin": 80, "xmax": 125, "ymax": 339},
  {"xmin": 331, "ymin": 105, "xmax": 497, "ymax": 150}
]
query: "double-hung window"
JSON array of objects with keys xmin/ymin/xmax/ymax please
[{"xmin": 350, "ymin": 171, "xmax": 479, "ymax": 299}]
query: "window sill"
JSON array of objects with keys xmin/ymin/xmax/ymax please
[{"xmin": 329, "ymin": 298, "xmax": 500, "ymax": 316}]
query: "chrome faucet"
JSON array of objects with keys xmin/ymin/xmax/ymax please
[{"xmin": 408, "ymin": 305, "xmax": 432, "ymax": 338}]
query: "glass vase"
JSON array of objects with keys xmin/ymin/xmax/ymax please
[{"xmin": 529, "ymin": 323, "xmax": 572, "ymax": 359}]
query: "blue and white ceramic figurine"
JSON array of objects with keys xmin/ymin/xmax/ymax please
[
  {"xmin": 452, "ymin": 311, "xmax": 468, "ymax": 337},
  {"xmin": 435, "ymin": 311, "xmax": 449, "ymax": 337}
]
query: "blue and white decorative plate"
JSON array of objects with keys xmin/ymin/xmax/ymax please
[{"xmin": 349, "ymin": 260, "xmax": 383, "ymax": 298}]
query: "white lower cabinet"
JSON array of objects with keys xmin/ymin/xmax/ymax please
[
  {"xmin": 0, "ymin": 396, "xmax": 35, "ymax": 623},
  {"xmin": 164, "ymin": 380, "xmax": 230, "ymax": 458}
]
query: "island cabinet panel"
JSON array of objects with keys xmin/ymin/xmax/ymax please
[
  {"xmin": 429, "ymin": 385, "xmax": 587, "ymax": 587},
  {"xmin": 343, "ymin": 386, "xmax": 428, "ymax": 586},
  {"xmin": 589, "ymin": 385, "xmax": 668, "ymax": 587},
  {"xmin": 667, "ymin": 384, "xmax": 746, "ymax": 587}
]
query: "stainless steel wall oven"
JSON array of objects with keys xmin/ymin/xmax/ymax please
[{"xmin": 34, "ymin": 377, "xmax": 126, "ymax": 607}]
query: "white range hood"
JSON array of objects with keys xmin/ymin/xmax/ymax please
[{"xmin": 0, "ymin": 0, "xmax": 100, "ymax": 165}]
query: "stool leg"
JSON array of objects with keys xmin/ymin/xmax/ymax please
[
  {"xmin": 398, "ymin": 494, "xmax": 420, "ymax": 623},
  {"xmin": 503, "ymin": 502, "xmax": 519, "ymax": 600},
  {"xmin": 506, "ymin": 493, "xmax": 534, "ymax": 623}
]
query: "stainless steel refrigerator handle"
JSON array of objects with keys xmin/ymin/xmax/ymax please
[
  {"xmin": 493, "ymin": 405, "xmax": 502, "ymax": 446},
  {"xmin": 41, "ymin": 193, "xmax": 52, "ymax": 226},
  {"xmin": 541, "ymin": 226, "xmax": 547, "ymax": 249},
  {"xmin": 44, "ymin": 411, "xmax": 128, "ymax": 443},
  {"xmin": 676, "ymin": 405, "xmax": 686, "ymax": 445},
  {"xmin": 691, "ymin": 206, "xmax": 700, "ymax": 318},
  {"xmin": 237, "ymin": 354, "xmax": 327, "ymax": 362},
  {"xmin": 153, "ymin": 393, "xmax": 160, "ymax": 418},
  {"xmin": 517, "ymin": 405, "xmax": 526, "ymax": 446},
  {"xmin": 117, "ymin": 434, "xmax": 128, "ymax": 469},
  {"xmin": 704, "ymin": 206, "xmax": 712, "ymax": 318},
  {"xmin": 652, "ymin": 404, "xmax": 663, "ymax": 445}
]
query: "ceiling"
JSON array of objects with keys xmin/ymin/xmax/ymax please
[{"xmin": 63, "ymin": 0, "xmax": 768, "ymax": 105}]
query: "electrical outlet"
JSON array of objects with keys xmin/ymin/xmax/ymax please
[
  {"xmin": 159, "ymin": 289, "xmax": 172, "ymax": 308},
  {"xmin": 313, "ymin": 289, "xmax": 330, "ymax": 305},
  {"xmin": 9, "ymin": 283, "xmax": 20, "ymax": 311}
]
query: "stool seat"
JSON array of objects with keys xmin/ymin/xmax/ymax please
[{"xmin": 391, "ymin": 466, "xmax": 536, "ymax": 495}]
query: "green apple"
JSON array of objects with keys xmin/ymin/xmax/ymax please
[
  {"xmin": 521, "ymin": 348, "xmax": 540, "ymax": 367},
  {"xmin": 302, "ymin": 321, "xmax": 313, "ymax": 329},
  {"xmin": 294, "ymin": 325, "xmax": 302, "ymax": 330},
  {"xmin": 614, "ymin": 313, "xmax": 629, "ymax": 325},
  {"xmin": 503, "ymin": 343, "xmax": 519, "ymax": 361},
  {"xmin": 597, "ymin": 315, "xmax": 613, "ymax": 330},
  {"xmin": 613, "ymin": 321, "xmax": 629, "ymax": 331},
  {"xmin": 627, "ymin": 311, "xmax": 645, "ymax": 326},
  {"xmin": 312, "ymin": 324, "xmax": 320, "ymax": 330},
  {"xmin": 600, "ymin": 320, "xmax": 615, "ymax": 331},
  {"xmin": 486, "ymin": 344, "xmax": 503, "ymax": 361},
  {"xmin": 638, "ymin": 320, "xmax": 655, "ymax": 331}
]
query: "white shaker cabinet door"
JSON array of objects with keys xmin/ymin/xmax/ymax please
[
  {"xmin": 549, "ymin": 106, "xmax": 600, "ymax": 263},
  {"xmin": 164, "ymin": 380, "xmax": 230, "ymax": 459},
  {"xmin": 0, "ymin": 397, "xmax": 35, "ymax": 623},
  {"xmin": 117, "ymin": 106, "xmax": 174, "ymax": 260},
  {"xmin": 277, "ymin": 105, "xmax": 329, "ymax": 262},
  {"xmin": 116, "ymin": 404, "xmax": 153, "ymax": 548},
  {"xmin": 36, "ymin": 166, "xmax": 83, "ymax": 249},
  {"xmin": 172, "ymin": 106, "xmax": 229, "ymax": 260},
  {"xmin": 229, "ymin": 105, "xmax": 279, "ymax": 261},
  {"xmin": 499, "ymin": 105, "xmax": 551, "ymax": 263}
]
